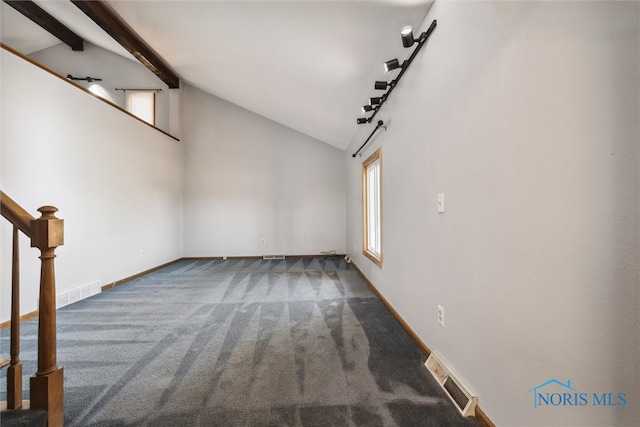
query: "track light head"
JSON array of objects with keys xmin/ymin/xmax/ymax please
[
  {"xmin": 401, "ymin": 26, "xmax": 415, "ymax": 48},
  {"xmin": 369, "ymin": 97, "xmax": 382, "ymax": 106},
  {"xmin": 383, "ymin": 58, "xmax": 401, "ymax": 73},
  {"xmin": 375, "ymin": 81, "xmax": 389, "ymax": 90},
  {"xmin": 361, "ymin": 104, "xmax": 374, "ymax": 114},
  {"xmin": 357, "ymin": 118, "xmax": 368, "ymax": 124}
]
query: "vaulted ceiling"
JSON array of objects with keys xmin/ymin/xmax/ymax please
[{"xmin": 1, "ymin": 0, "xmax": 434, "ymax": 150}]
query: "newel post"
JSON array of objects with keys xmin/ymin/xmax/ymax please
[{"xmin": 30, "ymin": 206, "xmax": 64, "ymax": 427}]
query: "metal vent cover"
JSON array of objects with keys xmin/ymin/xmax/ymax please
[
  {"xmin": 425, "ymin": 353, "xmax": 477, "ymax": 416},
  {"xmin": 444, "ymin": 376, "xmax": 471, "ymax": 412}
]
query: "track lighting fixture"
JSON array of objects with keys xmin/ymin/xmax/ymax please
[
  {"xmin": 67, "ymin": 74, "xmax": 102, "ymax": 83},
  {"xmin": 354, "ymin": 19, "xmax": 437, "ymax": 133},
  {"xmin": 361, "ymin": 104, "xmax": 374, "ymax": 114},
  {"xmin": 401, "ymin": 26, "xmax": 416, "ymax": 48},
  {"xmin": 383, "ymin": 59, "xmax": 402, "ymax": 73}
]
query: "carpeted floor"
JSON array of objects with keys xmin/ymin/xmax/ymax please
[{"xmin": 1, "ymin": 257, "xmax": 480, "ymax": 426}]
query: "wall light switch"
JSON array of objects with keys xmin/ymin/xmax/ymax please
[{"xmin": 437, "ymin": 193, "xmax": 445, "ymax": 213}]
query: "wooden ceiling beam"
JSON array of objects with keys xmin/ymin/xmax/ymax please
[
  {"xmin": 3, "ymin": 0, "xmax": 84, "ymax": 51},
  {"xmin": 71, "ymin": 0, "xmax": 179, "ymax": 89}
]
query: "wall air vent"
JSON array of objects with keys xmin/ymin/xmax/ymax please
[
  {"xmin": 425, "ymin": 352, "xmax": 477, "ymax": 417},
  {"xmin": 55, "ymin": 280, "xmax": 102, "ymax": 309},
  {"xmin": 263, "ymin": 255, "xmax": 286, "ymax": 260}
]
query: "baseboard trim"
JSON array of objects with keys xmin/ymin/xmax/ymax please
[
  {"xmin": 184, "ymin": 256, "xmax": 263, "ymax": 261},
  {"xmin": 183, "ymin": 254, "xmax": 346, "ymax": 260},
  {"xmin": 0, "ymin": 310, "xmax": 38, "ymax": 331},
  {"xmin": 350, "ymin": 260, "xmax": 495, "ymax": 427},
  {"xmin": 101, "ymin": 258, "xmax": 183, "ymax": 291},
  {"xmin": 475, "ymin": 406, "xmax": 496, "ymax": 427},
  {"xmin": 350, "ymin": 261, "xmax": 432, "ymax": 357},
  {"xmin": 287, "ymin": 254, "xmax": 347, "ymax": 259},
  {"xmin": 0, "ymin": 400, "xmax": 30, "ymax": 410}
]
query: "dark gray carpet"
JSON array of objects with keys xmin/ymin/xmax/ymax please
[
  {"xmin": 1, "ymin": 258, "xmax": 480, "ymax": 426},
  {"xmin": 0, "ymin": 408, "xmax": 47, "ymax": 427}
]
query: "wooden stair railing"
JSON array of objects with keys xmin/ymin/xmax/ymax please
[{"xmin": 1, "ymin": 191, "xmax": 64, "ymax": 426}]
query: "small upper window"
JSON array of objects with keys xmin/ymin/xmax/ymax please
[
  {"xmin": 126, "ymin": 91, "xmax": 155, "ymax": 125},
  {"xmin": 362, "ymin": 148, "xmax": 382, "ymax": 267}
]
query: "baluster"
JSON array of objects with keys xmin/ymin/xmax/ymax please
[
  {"xmin": 7, "ymin": 224, "xmax": 23, "ymax": 409},
  {"xmin": 29, "ymin": 206, "xmax": 64, "ymax": 427}
]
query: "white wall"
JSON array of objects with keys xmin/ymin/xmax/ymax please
[
  {"xmin": 346, "ymin": 1, "xmax": 639, "ymax": 426},
  {"xmin": 29, "ymin": 42, "xmax": 175, "ymax": 134},
  {"xmin": 1, "ymin": 48, "xmax": 184, "ymax": 321},
  {"xmin": 183, "ymin": 85, "xmax": 345, "ymax": 257}
]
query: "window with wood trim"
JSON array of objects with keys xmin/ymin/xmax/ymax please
[
  {"xmin": 125, "ymin": 91, "xmax": 155, "ymax": 125},
  {"xmin": 362, "ymin": 148, "xmax": 382, "ymax": 266}
]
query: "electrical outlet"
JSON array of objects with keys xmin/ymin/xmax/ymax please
[
  {"xmin": 261, "ymin": 239, "xmax": 265, "ymax": 244},
  {"xmin": 437, "ymin": 193, "xmax": 445, "ymax": 213},
  {"xmin": 222, "ymin": 256, "xmax": 228, "ymax": 260},
  {"xmin": 437, "ymin": 305, "xmax": 445, "ymax": 327},
  {"xmin": 139, "ymin": 249, "xmax": 144, "ymax": 257}
]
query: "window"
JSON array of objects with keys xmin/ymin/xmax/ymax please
[
  {"xmin": 362, "ymin": 148, "xmax": 382, "ymax": 266},
  {"xmin": 126, "ymin": 91, "xmax": 155, "ymax": 125}
]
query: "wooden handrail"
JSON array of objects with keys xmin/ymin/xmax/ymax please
[{"xmin": 1, "ymin": 191, "xmax": 35, "ymax": 237}]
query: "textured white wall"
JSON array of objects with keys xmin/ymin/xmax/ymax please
[
  {"xmin": 346, "ymin": 1, "xmax": 639, "ymax": 425},
  {"xmin": 182, "ymin": 85, "xmax": 346, "ymax": 257},
  {"xmin": 29, "ymin": 42, "xmax": 175, "ymax": 134},
  {"xmin": 1, "ymin": 48, "xmax": 184, "ymax": 322}
]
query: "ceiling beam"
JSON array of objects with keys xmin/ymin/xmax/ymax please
[
  {"xmin": 3, "ymin": 0, "xmax": 84, "ymax": 51},
  {"xmin": 71, "ymin": 0, "xmax": 179, "ymax": 89}
]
